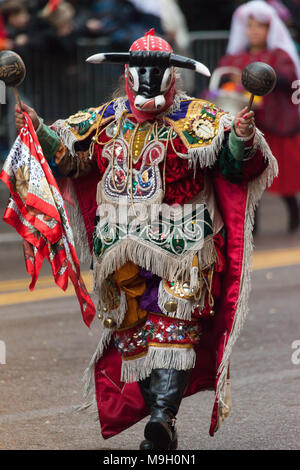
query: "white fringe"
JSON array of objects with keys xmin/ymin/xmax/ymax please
[
  {"xmin": 64, "ymin": 183, "xmax": 91, "ymax": 263},
  {"xmin": 113, "ymin": 97, "xmax": 128, "ymax": 122},
  {"xmin": 74, "ymin": 395, "xmax": 99, "ymax": 421},
  {"xmin": 120, "ymin": 354, "xmax": 150, "ymax": 383},
  {"xmin": 51, "ymin": 119, "xmax": 78, "ymax": 156},
  {"xmin": 94, "ymin": 237, "xmax": 217, "ymax": 290},
  {"xmin": 143, "ymin": 345, "xmax": 196, "ymax": 371},
  {"xmin": 215, "ymin": 128, "xmax": 278, "ymax": 415},
  {"xmin": 163, "ymin": 90, "xmax": 190, "ymax": 116},
  {"xmin": 157, "ymin": 280, "xmax": 203, "ymax": 321},
  {"xmin": 79, "ymin": 290, "xmax": 127, "ymax": 410}
]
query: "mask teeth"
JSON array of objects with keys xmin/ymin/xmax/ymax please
[
  {"xmin": 154, "ymin": 95, "xmax": 166, "ymax": 109},
  {"xmin": 134, "ymin": 94, "xmax": 166, "ymax": 111}
]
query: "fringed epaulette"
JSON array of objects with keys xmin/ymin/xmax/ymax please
[
  {"xmin": 51, "ymin": 101, "xmax": 118, "ymax": 156},
  {"xmin": 165, "ymin": 99, "xmax": 232, "ymax": 170},
  {"xmin": 63, "ymin": 101, "xmax": 117, "ymax": 141}
]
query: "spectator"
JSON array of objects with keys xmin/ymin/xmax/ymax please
[
  {"xmin": 217, "ymin": 0, "xmax": 300, "ymax": 232},
  {"xmin": 0, "ymin": 0, "xmax": 51, "ymax": 57}
]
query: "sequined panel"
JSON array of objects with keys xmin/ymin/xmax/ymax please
[
  {"xmin": 113, "ymin": 320, "xmax": 148, "ymax": 360},
  {"xmin": 145, "ymin": 313, "xmax": 202, "ymax": 346},
  {"xmin": 113, "ymin": 313, "xmax": 203, "ymax": 362}
]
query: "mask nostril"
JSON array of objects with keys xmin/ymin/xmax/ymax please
[{"xmin": 140, "ymin": 68, "xmax": 146, "ymax": 75}]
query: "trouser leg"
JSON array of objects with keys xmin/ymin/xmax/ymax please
[{"xmin": 282, "ymin": 195, "xmax": 300, "ymax": 232}]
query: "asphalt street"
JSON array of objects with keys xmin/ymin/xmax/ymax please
[{"xmin": 0, "ymin": 189, "xmax": 299, "ymax": 450}]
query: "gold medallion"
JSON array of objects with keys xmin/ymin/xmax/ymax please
[{"xmin": 67, "ymin": 112, "xmax": 91, "ymax": 125}]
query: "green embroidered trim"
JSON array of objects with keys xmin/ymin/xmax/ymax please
[
  {"xmin": 218, "ymin": 141, "xmax": 244, "ymax": 184},
  {"xmin": 93, "ymin": 204, "xmax": 213, "ymax": 259},
  {"xmin": 36, "ymin": 122, "xmax": 61, "ymax": 162},
  {"xmin": 182, "ymin": 130, "xmax": 199, "ymax": 145},
  {"xmin": 228, "ymin": 121, "xmax": 245, "ymax": 161}
]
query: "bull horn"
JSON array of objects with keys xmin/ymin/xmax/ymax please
[
  {"xmin": 86, "ymin": 51, "xmax": 211, "ymax": 77},
  {"xmin": 169, "ymin": 54, "xmax": 211, "ymax": 77},
  {"xmin": 86, "ymin": 52, "xmax": 130, "ymax": 64}
]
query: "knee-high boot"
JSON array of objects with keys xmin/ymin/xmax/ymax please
[
  {"xmin": 138, "ymin": 376, "xmax": 155, "ymax": 450},
  {"xmin": 140, "ymin": 368, "xmax": 191, "ymax": 450}
]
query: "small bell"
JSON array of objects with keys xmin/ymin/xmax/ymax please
[
  {"xmin": 103, "ymin": 306, "xmax": 108, "ymax": 313},
  {"xmin": 164, "ymin": 299, "xmax": 178, "ymax": 313},
  {"xmin": 97, "ymin": 313, "xmax": 103, "ymax": 320},
  {"xmin": 103, "ymin": 317, "xmax": 117, "ymax": 329},
  {"xmin": 209, "ymin": 309, "xmax": 215, "ymax": 317}
]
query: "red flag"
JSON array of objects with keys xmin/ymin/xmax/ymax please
[{"xmin": 0, "ymin": 113, "xmax": 96, "ymax": 327}]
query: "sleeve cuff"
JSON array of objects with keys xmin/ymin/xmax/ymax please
[
  {"xmin": 36, "ymin": 122, "xmax": 61, "ymax": 162},
  {"xmin": 229, "ymin": 121, "xmax": 256, "ymax": 161}
]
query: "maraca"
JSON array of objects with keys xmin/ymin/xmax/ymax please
[
  {"xmin": 0, "ymin": 50, "xmax": 26, "ymax": 110},
  {"xmin": 241, "ymin": 61, "xmax": 277, "ymax": 111}
]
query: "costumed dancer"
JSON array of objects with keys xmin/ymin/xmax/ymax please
[
  {"xmin": 218, "ymin": 0, "xmax": 300, "ymax": 232},
  {"xmin": 9, "ymin": 30, "xmax": 278, "ymax": 449}
]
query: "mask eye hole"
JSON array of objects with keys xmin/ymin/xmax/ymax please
[
  {"xmin": 128, "ymin": 72, "xmax": 134, "ymax": 86},
  {"xmin": 139, "ymin": 68, "xmax": 146, "ymax": 75},
  {"xmin": 153, "ymin": 67, "xmax": 160, "ymax": 75}
]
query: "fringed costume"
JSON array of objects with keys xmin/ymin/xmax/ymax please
[{"xmin": 1, "ymin": 29, "xmax": 277, "ymax": 449}]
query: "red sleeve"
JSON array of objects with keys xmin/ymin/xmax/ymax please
[{"xmin": 241, "ymin": 147, "xmax": 268, "ymax": 182}]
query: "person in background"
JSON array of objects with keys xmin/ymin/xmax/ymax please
[
  {"xmin": 82, "ymin": 0, "xmax": 160, "ymax": 50},
  {"xmin": 266, "ymin": 0, "xmax": 292, "ymax": 22},
  {"xmin": 0, "ymin": 10, "xmax": 13, "ymax": 49},
  {"xmin": 39, "ymin": 0, "xmax": 78, "ymax": 54},
  {"xmin": 0, "ymin": 0, "xmax": 50, "ymax": 57},
  {"xmin": 218, "ymin": 0, "xmax": 300, "ymax": 233}
]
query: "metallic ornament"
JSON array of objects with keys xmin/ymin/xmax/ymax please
[
  {"xmin": 191, "ymin": 118, "xmax": 215, "ymax": 140},
  {"xmin": 209, "ymin": 309, "xmax": 215, "ymax": 316},
  {"xmin": 103, "ymin": 317, "xmax": 117, "ymax": 329},
  {"xmin": 97, "ymin": 313, "xmax": 103, "ymax": 320},
  {"xmin": 164, "ymin": 299, "xmax": 178, "ymax": 312},
  {"xmin": 67, "ymin": 112, "xmax": 91, "ymax": 125}
]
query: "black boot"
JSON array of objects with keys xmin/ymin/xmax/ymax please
[
  {"xmin": 282, "ymin": 196, "xmax": 300, "ymax": 232},
  {"xmin": 138, "ymin": 377, "xmax": 155, "ymax": 450},
  {"xmin": 140, "ymin": 368, "xmax": 191, "ymax": 450}
]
